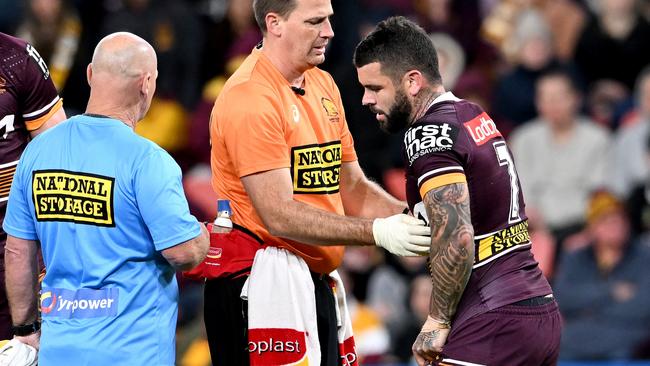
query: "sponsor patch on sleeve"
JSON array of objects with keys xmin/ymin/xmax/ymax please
[
  {"xmin": 404, "ymin": 123, "xmax": 459, "ymax": 166},
  {"xmin": 463, "ymin": 112, "xmax": 501, "ymax": 146},
  {"xmin": 32, "ymin": 170, "xmax": 115, "ymax": 226}
]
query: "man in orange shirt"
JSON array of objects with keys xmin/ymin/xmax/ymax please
[{"xmin": 206, "ymin": 0, "xmax": 431, "ymax": 365}]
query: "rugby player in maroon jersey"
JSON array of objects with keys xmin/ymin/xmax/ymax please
[
  {"xmin": 354, "ymin": 17, "xmax": 561, "ymax": 366},
  {"xmin": 0, "ymin": 33, "xmax": 66, "ymax": 339}
]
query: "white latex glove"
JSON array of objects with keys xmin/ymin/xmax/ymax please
[
  {"xmin": 0, "ymin": 339, "xmax": 37, "ymax": 366},
  {"xmin": 373, "ymin": 214, "xmax": 430, "ymax": 256}
]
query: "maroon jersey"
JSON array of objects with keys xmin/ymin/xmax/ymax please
[
  {"xmin": 0, "ymin": 33, "xmax": 62, "ymax": 214},
  {"xmin": 0, "ymin": 32, "xmax": 62, "ymax": 237},
  {"xmin": 403, "ymin": 92, "xmax": 551, "ymax": 327}
]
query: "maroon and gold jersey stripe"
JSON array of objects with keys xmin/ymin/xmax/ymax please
[
  {"xmin": 419, "ymin": 172, "xmax": 467, "ymax": 198},
  {"xmin": 0, "ymin": 161, "xmax": 18, "ymax": 201},
  {"xmin": 25, "ymin": 98, "xmax": 63, "ymax": 131}
]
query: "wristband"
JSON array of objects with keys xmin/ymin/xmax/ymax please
[{"xmin": 12, "ymin": 320, "xmax": 40, "ymax": 336}]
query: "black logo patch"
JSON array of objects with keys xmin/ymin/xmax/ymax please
[
  {"xmin": 32, "ymin": 170, "xmax": 115, "ymax": 226},
  {"xmin": 404, "ymin": 123, "xmax": 458, "ymax": 166},
  {"xmin": 291, "ymin": 141, "xmax": 341, "ymax": 194}
]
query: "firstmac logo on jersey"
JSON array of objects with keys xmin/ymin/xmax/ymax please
[
  {"xmin": 463, "ymin": 112, "xmax": 501, "ymax": 146},
  {"xmin": 404, "ymin": 123, "xmax": 458, "ymax": 166}
]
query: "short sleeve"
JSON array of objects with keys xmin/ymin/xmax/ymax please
[
  {"xmin": 134, "ymin": 150, "xmax": 201, "ymax": 251},
  {"xmin": 3, "ymin": 158, "xmax": 37, "ymax": 240},
  {"xmin": 405, "ymin": 121, "xmax": 469, "ymax": 198},
  {"xmin": 219, "ymin": 83, "xmax": 289, "ymax": 177},
  {"xmin": 17, "ymin": 43, "xmax": 62, "ymax": 131}
]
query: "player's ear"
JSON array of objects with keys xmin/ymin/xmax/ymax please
[{"xmin": 404, "ymin": 70, "xmax": 424, "ymax": 96}]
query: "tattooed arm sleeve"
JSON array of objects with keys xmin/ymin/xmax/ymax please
[{"xmin": 423, "ymin": 182, "xmax": 475, "ymax": 324}]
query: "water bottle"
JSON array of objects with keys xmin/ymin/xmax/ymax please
[{"xmin": 212, "ymin": 199, "xmax": 233, "ymax": 234}]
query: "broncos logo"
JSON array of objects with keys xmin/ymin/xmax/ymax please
[{"xmin": 321, "ymin": 98, "xmax": 339, "ymax": 122}]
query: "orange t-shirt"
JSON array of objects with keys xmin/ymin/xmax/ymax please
[{"xmin": 210, "ymin": 47, "xmax": 357, "ymax": 274}]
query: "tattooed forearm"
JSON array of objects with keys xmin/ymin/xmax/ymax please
[{"xmin": 424, "ymin": 182, "xmax": 474, "ymax": 323}]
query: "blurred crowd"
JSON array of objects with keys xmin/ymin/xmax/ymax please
[{"xmin": 1, "ymin": 0, "xmax": 649, "ymax": 364}]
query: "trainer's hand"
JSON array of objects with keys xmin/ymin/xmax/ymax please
[
  {"xmin": 372, "ymin": 214, "xmax": 430, "ymax": 256},
  {"xmin": 412, "ymin": 317, "xmax": 451, "ymax": 366}
]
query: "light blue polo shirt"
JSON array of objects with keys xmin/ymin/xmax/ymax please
[{"xmin": 3, "ymin": 114, "xmax": 201, "ymax": 365}]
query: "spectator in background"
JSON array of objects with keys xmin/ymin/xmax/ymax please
[
  {"xmin": 102, "ymin": 0, "xmax": 202, "ymax": 161},
  {"xmin": 573, "ymin": 0, "xmax": 650, "ymax": 92},
  {"xmin": 608, "ymin": 66, "xmax": 650, "ymax": 199},
  {"xmin": 183, "ymin": 56, "xmax": 247, "ymax": 223},
  {"xmin": 16, "ymin": 0, "xmax": 81, "ymax": 92},
  {"xmin": 337, "ymin": 264, "xmax": 391, "ymax": 364},
  {"xmin": 415, "ymin": 0, "xmax": 498, "ymax": 113},
  {"xmin": 554, "ymin": 190, "xmax": 650, "ymax": 360},
  {"xmin": 413, "ymin": 0, "xmax": 489, "ymax": 67},
  {"xmin": 390, "ymin": 273, "xmax": 432, "ymax": 365},
  {"xmin": 429, "ymin": 32, "xmax": 465, "ymax": 92},
  {"xmin": 198, "ymin": 0, "xmax": 261, "ymax": 84},
  {"xmin": 537, "ymin": 0, "xmax": 586, "ymax": 62},
  {"xmin": 493, "ymin": 9, "xmax": 577, "ymax": 130},
  {"xmin": 586, "ymin": 79, "xmax": 630, "ymax": 129},
  {"xmin": 509, "ymin": 70, "xmax": 610, "ymax": 248},
  {"xmin": 366, "ymin": 256, "xmax": 427, "ymax": 338}
]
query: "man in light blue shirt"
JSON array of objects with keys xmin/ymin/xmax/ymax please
[{"xmin": 2, "ymin": 32, "xmax": 209, "ymax": 365}]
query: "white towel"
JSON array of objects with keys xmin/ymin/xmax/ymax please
[
  {"xmin": 329, "ymin": 271, "xmax": 358, "ymax": 366},
  {"xmin": 243, "ymin": 247, "xmax": 358, "ymax": 366},
  {"xmin": 243, "ymin": 247, "xmax": 320, "ymax": 365}
]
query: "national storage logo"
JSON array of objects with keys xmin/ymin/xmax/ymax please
[
  {"xmin": 32, "ymin": 170, "xmax": 115, "ymax": 226},
  {"xmin": 291, "ymin": 141, "xmax": 341, "ymax": 194},
  {"xmin": 40, "ymin": 288, "xmax": 119, "ymax": 319}
]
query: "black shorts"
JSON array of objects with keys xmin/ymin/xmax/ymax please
[{"xmin": 204, "ymin": 272, "xmax": 340, "ymax": 366}]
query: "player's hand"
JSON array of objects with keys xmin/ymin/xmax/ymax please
[
  {"xmin": 372, "ymin": 214, "xmax": 430, "ymax": 256},
  {"xmin": 412, "ymin": 316, "xmax": 451, "ymax": 366}
]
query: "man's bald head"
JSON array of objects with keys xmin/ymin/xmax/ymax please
[
  {"xmin": 86, "ymin": 32, "xmax": 158, "ymax": 125},
  {"xmin": 91, "ymin": 32, "xmax": 157, "ymax": 78}
]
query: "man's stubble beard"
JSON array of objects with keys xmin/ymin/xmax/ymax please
[{"xmin": 381, "ymin": 88, "xmax": 412, "ymax": 134}]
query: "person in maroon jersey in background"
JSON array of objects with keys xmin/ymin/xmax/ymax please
[
  {"xmin": 354, "ymin": 17, "xmax": 560, "ymax": 366},
  {"xmin": 0, "ymin": 32, "xmax": 66, "ymax": 339}
]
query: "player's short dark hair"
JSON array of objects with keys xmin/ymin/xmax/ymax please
[
  {"xmin": 253, "ymin": 0, "xmax": 298, "ymax": 33},
  {"xmin": 353, "ymin": 16, "xmax": 442, "ymax": 85}
]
